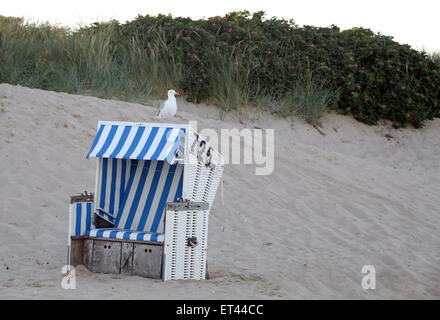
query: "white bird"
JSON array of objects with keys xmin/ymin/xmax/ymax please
[{"xmin": 156, "ymin": 89, "xmax": 178, "ymax": 119}]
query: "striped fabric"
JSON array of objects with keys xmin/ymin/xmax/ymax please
[
  {"xmin": 87, "ymin": 124, "xmax": 185, "ymax": 164},
  {"xmin": 85, "ymin": 228, "xmax": 164, "ymax": 242},
  {"xmin": 96, "ymin": 209, "xmax": 116, "ymax": 225},
  {"xmin": 115, "ymin": 160, "xmax": 184, "ymax": 233},
  {"xmin": 71, "ymin": 202, "xmax": 94, "ymax": 236},
  {"xmin": 96, "ymin": 158, "xmax": 133, "ymax": 219}
]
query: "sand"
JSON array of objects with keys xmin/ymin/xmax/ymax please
[{"xmin": 0, "ymin": 83, "xmax": 439, "ymax": 299}]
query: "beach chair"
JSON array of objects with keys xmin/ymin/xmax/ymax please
[{"xmin": 67, "ymin": 121, "xmax": 223, "ymax": 280}]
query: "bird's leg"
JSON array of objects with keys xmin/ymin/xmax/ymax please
[{"xmin": 175, "ymin": 114, "xmax": 187, "ymax": 121}]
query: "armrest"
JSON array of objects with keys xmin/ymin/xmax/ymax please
[
  {"xmin": 67, "ymin": 193, "xmax": 94, "ymax": 269},
  {"xmin": 94, "ymin": 209, "xmax": 116, "ymax": 228},
  {"xmin": 69, "ymin": 195, "xmax": 95, "ymax": 237}
]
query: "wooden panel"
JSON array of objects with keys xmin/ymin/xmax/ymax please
[
  {"xmin": 70, "ymin": 237, "xmax": 84, "ymax": 266},
  {"xmin": 133, "ymin": 243, "xmax": 163, "ymax": 279},
  {"xmin": 83, "ymin": 239, "xmax": 93, "ymax": 270},
  {"xmin": 121, "ymin": 242, "xmax": 134, "ymax": 275},
  {"xmin": 91, "ymin": 240, "xmax": 121, "ymax": 274}
]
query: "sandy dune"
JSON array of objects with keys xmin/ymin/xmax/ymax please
[{"xmin": 0, "ymin": 83, "xmax": 439, "ymax": 299}]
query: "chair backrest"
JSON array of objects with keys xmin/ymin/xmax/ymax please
[
  {"xmin": 95, "ymin": 158, "xmax": 133, "ymax": 219},
  {"xmin": 114, "ymin": 160, "xmax": 184, "ymax": 233}
]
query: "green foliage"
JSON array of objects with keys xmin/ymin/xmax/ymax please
[
  {"xmin": 430, "ymin": 51, "xmax": 440, "ymax": 61},
  {"xmin": 277, "ymin": 72, "xmax": 339, "ymax": 126},
  {"xmin": 1, "ymin": 12, "xmax": 439, "ymax": 127}
]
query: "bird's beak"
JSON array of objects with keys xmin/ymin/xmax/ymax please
[{"xmin": 174, "ymin": 91, "xmax": 181, "ymax": 96}]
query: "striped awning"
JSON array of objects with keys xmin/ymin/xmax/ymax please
[{"xmin": 86, "ymin": 123, "xmax": 185, "ymax": 163}]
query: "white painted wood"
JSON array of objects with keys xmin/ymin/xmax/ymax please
[
  {"xmin": 67, "ymin": 203, "xmax": 73, "ymax": 271},
  {"xmin": 163, "ymin": 207, "xmax": 209, "ymax": 281},
  {"xmin": 97, "ymin": 121, "xmax": 190, "ymax": 130},
  {"xmin": 93, "ymin": 158, "xmax": 100, "ymax": 217}
]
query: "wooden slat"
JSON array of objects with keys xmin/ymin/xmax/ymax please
[
  {"xmin": 132, "ymin": 243, "xmax": 163, "ymax": 279},
  {"xmin": 121, "ymin": 242, "xmax": 134, "ymax": 275},
  {"xmin": 70, "ymin": 237, "xmax": 84, "ymax": 266},
  {"xmin": 91, "ymin": 240, "xmax": 121, "ymax": 274}
]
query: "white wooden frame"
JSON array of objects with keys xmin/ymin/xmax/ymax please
[{"xmin": 163, "ymin": 203, "xmax": 210, "ymax": 281}]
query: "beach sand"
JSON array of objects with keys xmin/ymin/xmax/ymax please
[{"xmin": 0, "ymin": 83, "xmax": 439, "ymax": 299}]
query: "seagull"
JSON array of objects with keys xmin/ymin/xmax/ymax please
[{"xmin": 156, "ymin": 89, "xmax": 178, "ymax": 119}]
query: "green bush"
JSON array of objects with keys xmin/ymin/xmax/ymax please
[{"xmin": 1, "ymin": 12, "xmax": 439, "ymax": 127}]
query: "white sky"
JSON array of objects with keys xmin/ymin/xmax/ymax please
[{"xmin": 1, "ymin": 0, "xmax": 439, "ymax": 52}]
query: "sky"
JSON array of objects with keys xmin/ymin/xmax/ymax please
[{"xmin": 1, "ymin": 0, "xmax": 439, "ymax": 52}]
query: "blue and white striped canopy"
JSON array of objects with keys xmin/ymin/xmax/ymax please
[{"xmin": 87, "ymin": 123, "xmax": 185, "ymax": 164}]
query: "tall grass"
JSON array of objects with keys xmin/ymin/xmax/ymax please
[
  {"xmin": 131, "ymin": 31, "xmax": 183, "ymax": 98},
  {"xmin": 207, "ymin": 53, "xmax": 252, "ymax": 119},
  {"xmin": 0, "ymin": 17, "xmax": 63, "ymax": 85},
  {"xmin": 276, "ymin": 71, "xmax": 339, "ymax": 126},
  {"xmin": 0, "ymin": 16, "xmax": 182, "ymax": 102}
]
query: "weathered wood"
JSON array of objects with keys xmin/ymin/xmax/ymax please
[
  {"xmin": 205, "ymin": 260, "xmax": 210, "ymax": 280},
  {"xmin": 70, "ymin": 237, "xmax": 84, "ymax": 266},
  {"xmin": 167, "ymin": 201, "xmax": 209, "ymax": 211},
  {"xmin": 83, "ymin": 239, "xmax": 93, "ymax": 270},
  {"xmin": 91, "ymin": 240, "xmax": 121, "ymax": 274},
  {"xmin": 80, "ymin": 237, "xmax": 165, "ymax": 279},
  {"xmin": 121, "ymin": 242, "xmax": 134, "ymax": 275},
  {"xmin": 70, "ymin": 192, "xmax": 93, "ymax": 204},
  {"xmin": 132, "ymin": 243, "xmax": 163, "ymax": 279}
]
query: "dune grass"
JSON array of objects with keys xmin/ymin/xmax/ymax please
[
  {"xmin": 278, "ymin": 77, "xmax": 339, "ymax": 126},
  {"xmin": 0, "ymin": 16, "xmax": 182, "ymax": 102}
]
